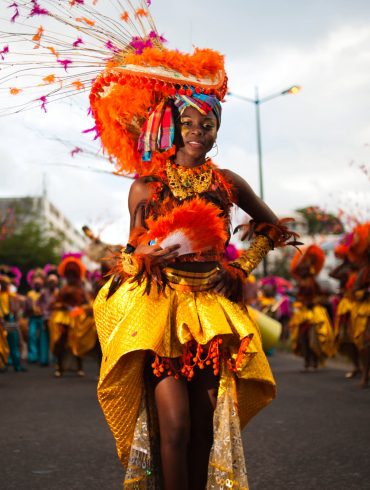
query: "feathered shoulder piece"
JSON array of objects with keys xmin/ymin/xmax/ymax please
[{"xmin": 234, "ymin": 218, "xmax": 302, "ymax": 249}]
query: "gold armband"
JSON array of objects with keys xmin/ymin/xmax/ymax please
[
  {"xmin": 121, "ymin": 251, "xmax": 142, "ymax": 276},
  {"xmin": 229, "ymin": 234, "xmax": 271, "ymax": 276}
]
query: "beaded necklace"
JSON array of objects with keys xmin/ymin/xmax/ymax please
[{"xmin": 165, "ymin": 159, "xmax": 213, "ymax": 200}]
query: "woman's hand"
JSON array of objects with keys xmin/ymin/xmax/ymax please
[{"xmin": 134, "ymin": 243, "xmax": 181, "ymax": 268}]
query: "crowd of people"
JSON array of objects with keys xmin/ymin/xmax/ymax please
[
  {"xmin": 1, "ymin": 221, "xmax": 368, "ymax": 389},
  {"xmin": 243, "ymin": 222, "xmax": 369, "ymax": 388},
  {"xmin": 0, "ymin": 254, "xmax": 100, "ymax": 377}
]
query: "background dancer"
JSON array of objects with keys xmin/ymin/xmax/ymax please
[
  {"xmin": 50, "ymin": 254, "xmax": 92, "ymax": 377},
  {"xmin": 25, "ymin": 269, "xmax": 47, "ymax": 366},
  {"xmin": 289, "ymin": 245, "xmax": 335, "ymax": 371}
]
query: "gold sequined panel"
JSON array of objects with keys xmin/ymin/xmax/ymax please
[
  {"xmin": 351, "ymin": 300, "xmax": 370, "ymax": 350},
  {"xmin": 0, "ymin": 326, "xmax": 9, "ymax": 369},
  {"xmin": 289, "ymin": 304, "xmax": 336, "ymax": 359},
  {"xmin": 207, "ymin": 361, "xmax": 249, "ymax": 489},
  {"xmin": 94, "ymin": 276, "xmax": 276, "ymax": 469},
  {"xmin": 48, "ymin": 309, "xmax": 97, "ymax": 357}
]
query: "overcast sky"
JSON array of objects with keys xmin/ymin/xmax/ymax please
[{"xmin": 0, "ymin": 0, "xmax": 369, "ymax": 245}]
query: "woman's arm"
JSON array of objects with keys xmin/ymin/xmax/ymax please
[
  {"xmin": 220, "ymin": 168, "xmax": 278, "ymax": 223},
  {"xmin": 126, "ymin": 178, "xmax": 180, "ymax": 266}
]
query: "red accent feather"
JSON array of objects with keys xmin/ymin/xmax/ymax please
[{"xmin": 146, "ymin": 197, "xmax": 227, "ymax": 255}]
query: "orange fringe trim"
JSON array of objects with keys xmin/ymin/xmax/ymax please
[{"xmin": 151, "ymin": 335, "xmax": 253, "ymax": 381}]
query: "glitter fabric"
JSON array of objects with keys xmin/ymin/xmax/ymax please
[
  {"xmin": 289, "ymin": 303, "xmax": 336, "ymax": 359},
  {"xmin": 48, "ymin": 308, "xmax": 96, "ymax": 357},
  {"xmin": 94, "ymin": 270, "xmax": 276, "ymax": 486},
  {"xmin": 351, "ymin": 299, "xmax": 370, "ymax": 350}
]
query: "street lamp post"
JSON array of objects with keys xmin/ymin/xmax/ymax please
[{"xmin": 228, "ymin": 85, "xmax": 301, "ymax": 274}]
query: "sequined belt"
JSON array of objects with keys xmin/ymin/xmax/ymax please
[{"xmin": 163, "ymin": 266, "xmax": 220, "ymax": 292}]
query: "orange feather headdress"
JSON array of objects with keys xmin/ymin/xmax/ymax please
[
  {"xmin": 2, "ymin": 1, "xmax": 227, "ymax": 176},
  {"xmin": 58, "ymin": 253, "xmax": 86, "ymax": 280},
  {"xmin": 290, "ymin": 244, "xmax": 325, "ymax": 279},
  {"xmin": 348, "ymin": 222, "xmax": 370, "ymax": 265}
]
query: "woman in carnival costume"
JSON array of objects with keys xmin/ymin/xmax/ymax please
[
  {"xmin": 2, "ymin": 2, "xmax": 300, "ymax": 488},
  {"xmin": 25, "ymin": 268, "xmax": 48, "ymax": 365},
  {"xmin": 49, "ymin": 254, "xmax": 96, "ymax": 377},
  {"xmin": 37, "ymin": 264, "xmax": 60, "ymax": 367},
  {"xmin": 289, "ymin": 245, "xmax": 335, "ymax": 371},
  {"xmin": 345, "ymin": 224, "xmax": 370, "ymax": 388},
  {"xmin": 0, "ymin": 265, "xmax": 26, "ymax": 372},
  {"xmin": 330, "ymin": 234, "xmax": 361, "ymax": 379}
]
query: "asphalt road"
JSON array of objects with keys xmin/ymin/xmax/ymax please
[{"xmin": 1, "ymin": 353, "xmax": 369, "ymax": 490}]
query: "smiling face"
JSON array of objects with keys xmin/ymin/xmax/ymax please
[{"xmin": 174, "ymin": 106, "xmax": 218, "ymax": 166}]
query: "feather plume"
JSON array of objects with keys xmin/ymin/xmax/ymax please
[{"xmin": 146, "ymin": 197, "xmax": 227, "ymax": 256}]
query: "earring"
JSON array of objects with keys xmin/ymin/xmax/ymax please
[{"xmin": 210, "ymin": 142, "xmax": 218, "ymax": 158}]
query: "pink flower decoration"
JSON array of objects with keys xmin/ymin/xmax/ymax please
[
  {"xmin": 82, "ymin": 125, "xmax": 99, "ymax": 140},
  {"xmin": 129, "ymin": 36, "xmax": 153, "ymax": 54},
  {"xmin": 8, "ymin": 2, "xmax": 20, "ymax": 23},
  {"xmin": 57, "ymin": 58, "xmax": 73, "ymax": 72},
  {"xmin": 148, "ymin": 30, "xmax": 167, "ymax": 43},
  {"xmin": 61, "ymin": 252, "xmax": 83, "ymax": 261},
  {"xmin": 71, "ymin": 147, "xmax": 82, "ymax": 157},
  {"xmin": 72, "ymin": 37, "xmax": 84, "ymax": 48},
  {"xmin": 39, "ymin": 95, "xmax": 47, "ymax": 112},
  {"xmin": 26, "ymin": 270, "xmax": 35, "ymax": 286},
  {"xmin": 0, "ymin": 45, "xmax": 9, "ymax": 60},
  {"xmin": 105, "ymin": 40, "xmax": 120, "ymax": 54},
  {"xmin": 10, "ymin": 266, "xmax": 22, "ymax": 287},
  {"xmin": 30, "ymin": 0, "xmax": 49, "ymax": 17}
]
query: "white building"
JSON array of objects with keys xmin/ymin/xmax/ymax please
[{"xmin": 0, "ymin": 195, "xmax": 87, "ymax": 254}]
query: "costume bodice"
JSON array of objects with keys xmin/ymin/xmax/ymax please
[{"xmin": 141, "ymin": 160, "xmax": 235, "ymax": 263}]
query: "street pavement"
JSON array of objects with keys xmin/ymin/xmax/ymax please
[{"xmin": 1, "ymin": 353, "xmax": 369, "ymax": 490}]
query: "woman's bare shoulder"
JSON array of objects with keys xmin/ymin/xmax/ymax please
[{"xmin": 129, "ymin": 176, "xmax": 155, "ymax": 200}]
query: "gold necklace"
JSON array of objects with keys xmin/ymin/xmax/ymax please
[{"xmin": 166, "ymin": 160, "xmax": 213, "ymax": 200}]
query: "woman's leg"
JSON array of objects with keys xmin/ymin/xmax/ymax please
[
  {"xmin": 54, "ymin": 326, "xmax": 68, "ymax": 376},
  {"xmin": 154, "ymin": 374, "xmax": 190, "ymax": 490},
  {"xmin": 188, "ymin": 366, "xmax": 219, "ymax": 490}
]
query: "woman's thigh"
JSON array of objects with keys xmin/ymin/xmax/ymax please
[{"xmin": 154, "ymin": 374, "xmax": 190, "ymax": 445}]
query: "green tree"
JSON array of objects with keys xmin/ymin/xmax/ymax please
[
  {"xmin": 296, "ymin": 205, "xmax": 344, "ymax": 236},
  {"xmin": 0, "ymin": 220, "xmax": 62, "ymax": 292}
]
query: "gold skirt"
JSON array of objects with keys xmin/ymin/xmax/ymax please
[
  {"xmin": 0, "ymin": 325, "xmax": 9, "ymax": 369},
  {"xmin": 351, "ymin": 300, "xmax": 370, "ymax": 350},
  {"xmin": 49, "ymin": 307, "xmax": 97, "ymax": 357},
  {"xmin": 94, "ymin": 268, "xmax": 276, "ymax": 489},
  {"xmin": 289, "ymin": 303, "xmax": 335, "ymax": 359},
  {"xmin": 334, "ymin": 296, "xmax": 354, "ymax": 345}
]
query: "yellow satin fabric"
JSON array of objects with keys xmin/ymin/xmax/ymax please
[
  {"xmin": 0, "ymin": 292, "xmax": 11, "ymax": 317},
  {"xmin": 0, "ymin": 325, "xmax": 9, "ymax": 369},
  {"xmin": 334, "ymin": 295, "xmax": 354, "ymax": 345},
  {"xmin": 351, "ymin": 300, "xmax": 370, "ymax": 350},
  {"xmin": 48, "ymin": 307, "xmax": 97, "ymax": 357},
  {"xmin": 94, "ymin": 274, "xmax": 276, "ymax": 467},
  {"xmin": 290, "ymin": 303, "xmax": 335, "ymax": 358}
]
